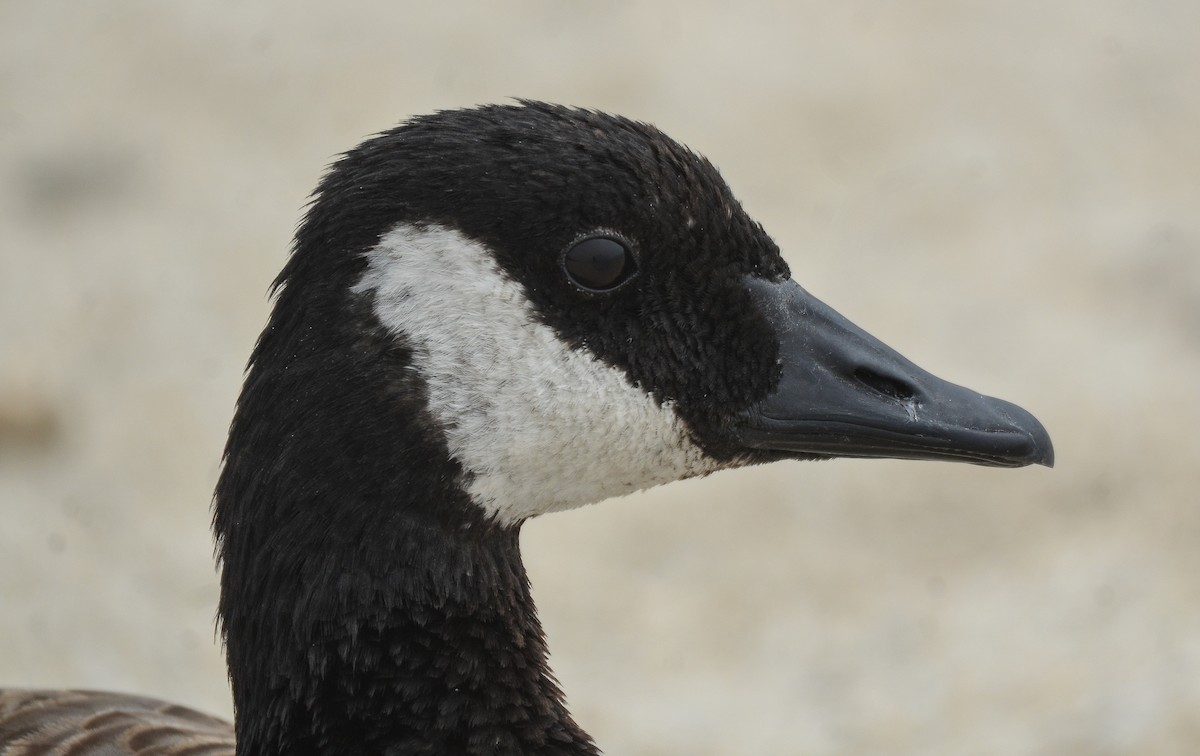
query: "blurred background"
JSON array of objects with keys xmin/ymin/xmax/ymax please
[{"xmin": 1, "ymin": 2, "xmax": 1197, "ymax": 754}]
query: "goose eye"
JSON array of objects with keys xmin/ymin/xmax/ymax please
[{"xmin": 563, "ymin": 236, "xmax": 635, "ymax": 291}]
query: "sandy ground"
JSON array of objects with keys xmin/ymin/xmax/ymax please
[{"xmin": 1, "ymin": 2, "xmax": 1198, "ymax": 754}]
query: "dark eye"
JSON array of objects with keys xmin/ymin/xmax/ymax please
[{"xmin": 563, "ymin": 236, "xmax": 636, "ymax": 291}]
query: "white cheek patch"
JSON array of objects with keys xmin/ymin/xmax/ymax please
[{"xmin": 353, "ymin": 223, "xmax": 723, "ymax": 525}]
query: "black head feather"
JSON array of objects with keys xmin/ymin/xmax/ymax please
[{"xmin": 214, "ymin": 102, "xmax": 793, "ymax": 756}]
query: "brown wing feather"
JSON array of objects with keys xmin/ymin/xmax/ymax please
[{"xmin": 0, "ymin": 689, "xmax": 234, "ymax": 755}]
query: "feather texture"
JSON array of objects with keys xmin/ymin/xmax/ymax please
[{"xmin": 0, "ymin": 690, "xmax": 233, "ymax": 755}]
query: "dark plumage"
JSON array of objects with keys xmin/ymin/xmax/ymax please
[
  {"xmin": 1, "ymin": 102, "xmax": 1051, "ymax": 756},
  {"xmin": 215, "ymin": 102, "xmax": 784, "ymax": 756}
]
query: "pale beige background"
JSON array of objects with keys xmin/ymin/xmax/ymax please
[{"xmin": 2, "ymin": 2, "xmax": 1198, "ymax": 754}]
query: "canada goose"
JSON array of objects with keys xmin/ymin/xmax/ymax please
[{"xmin": 0, "ymin": 102, "xmax": 1052, "ymax": 755}]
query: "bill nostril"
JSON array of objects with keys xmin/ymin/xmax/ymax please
[{"xmin": 853, "ymin": 366, "xmax": 917, "ymax": 402}]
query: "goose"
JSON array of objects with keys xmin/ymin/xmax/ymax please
[{"xmin": 0, "ymin": 101, "xmax": 1052, "ymax": 755}]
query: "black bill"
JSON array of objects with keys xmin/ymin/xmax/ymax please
[{"xmin": 735, "ymin": 277, "xmax": 1053, "ymax": 468}]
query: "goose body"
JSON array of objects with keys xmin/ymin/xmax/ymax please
[{"xmin": 1, "ymin": 102, "xmax": 1052, "ymax": 755}]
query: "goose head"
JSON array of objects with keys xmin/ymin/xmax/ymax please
[
  {"xmin": 213, "ymin": 101, "xmax": 1051, "ymax": 754},
  {"xmin": 276, "ymin": 101, "xmax": 1049, "ymax": 524}
]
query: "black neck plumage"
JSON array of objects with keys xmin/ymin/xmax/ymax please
[{"xmin": 213, "ymin": 283, "xmax": 598, "ymax": 755}]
